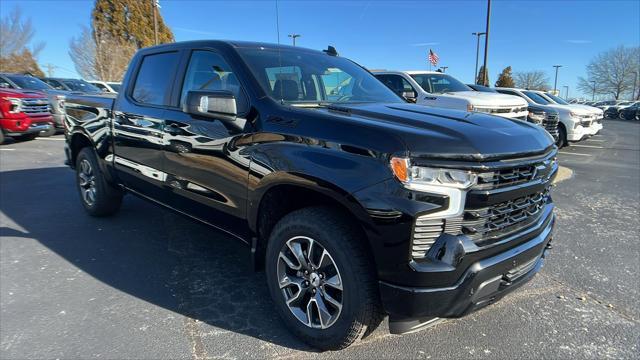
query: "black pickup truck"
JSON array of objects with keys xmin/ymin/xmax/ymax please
[{"xmin": 64, "ymin": 40, "xmax": 557, "ymax": 350}]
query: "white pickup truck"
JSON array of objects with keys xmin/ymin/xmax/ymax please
[{"xmin": 372, "ymin": 70, "xmax": 529, "ymax": 119}]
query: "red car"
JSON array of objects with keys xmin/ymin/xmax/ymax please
[{"xmin": 0, "ymin": 88, "xmax": 54, "ymax": 144}]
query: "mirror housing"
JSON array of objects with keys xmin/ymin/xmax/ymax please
[
  {"xmin": 402, "ymin": 91, "xmax": 417, "ymax": 103},
  {"xmin": 183, "ymin": 90, "xmax": 245, "ymax": 130}
]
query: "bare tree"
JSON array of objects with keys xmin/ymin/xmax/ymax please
[
  {"xmin": 576, "ymin": 46, "xmax": 639, "ymax": 100},
  {"xmin": 0, "ymin": 7, "xmax": 45, "ymax": 74},
  {"xmin": 514, "ymin": 71, "xmax": 549, "ymax": 90},
  {"xmin": 69, "ymin": 26, "xmax": 135, "ymax": 81}
]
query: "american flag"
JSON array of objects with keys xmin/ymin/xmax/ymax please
[{"xmin": 428, "ymin": 49, "xmax": 439, "ymax": 66}]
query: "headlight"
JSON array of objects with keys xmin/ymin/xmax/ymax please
[
  {"xmin": 6, "ymin": 97, "xmax": 22, "ymax": 113},
  {"xmin": 569, "ymin": 111, "xmax": 579, "ymax": 118},
  {"xmin": 390, "ymin": 157, "xmax": 477, "ymax": 189},
  {"xmin": 55, "ymin": 95, "xmax": 66, "ymax": 113},
  {"xmin": 528, "ymin": 111, "xmax": 545, "ymax": 124}
]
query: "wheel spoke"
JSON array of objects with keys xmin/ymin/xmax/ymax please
[
  {"xmin": 279, "ymin": 252, "xmax": 300, "ymax": 271},
  {"xmin": 324, "ymin": 274, "xmax": 343, "ymax": 291},
  {"xmin": 321, "ymin": 288, "xmax": 342, "ymax": 311},
  {"xmin": 313, "ymin": 293, "xmax": 333, "ymax": 328},
  {"xmin": 287, "ymin": 241, "xmax": 309, "ymax": 270}
]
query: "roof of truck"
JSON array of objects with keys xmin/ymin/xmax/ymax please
[{"xmin": 142, "ymin": 40, "xmax": 329, "ymax": 55}]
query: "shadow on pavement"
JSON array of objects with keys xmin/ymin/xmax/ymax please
[{"xmin": 0, "ymin": 166, "xmax": 314, "ymax": 352}]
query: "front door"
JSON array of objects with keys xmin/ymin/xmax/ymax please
[{"xmin": 161, "ymin": 49, "xmax": 253, "ymax": 240}]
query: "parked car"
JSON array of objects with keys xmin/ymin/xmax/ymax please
[
  {"xmin": 372, "ymin": 71, "xmax": 529, "ymax": 119},
  {"xmin": 41, "ymin": 77, "xmax": 102, "ymax": 94},
  {"xmin": 0, "ymin": 73, "xmax": 65, "ymax": 134},
  {"xmin": 618, "ymin": 102, "xmax": 639, "ymax": 120},
  {"xmin": 496, "ymin": 87, "xmax": 598, "ymax": 147},
  {"xmin": 64, "ymin": 40, "xmax": 557, "ymax": 350},
  {"xmin": 534, "ymin": 91, "xmax": 603, "ymax": 135},
  {"xmin": 89, "ymin": 81, "xmax": 121, "ymax": 93},
  {"xmin": 0, "ymin": 88, "xmax": 54, "ymax": 144},
  {"xmin": 605, "ymin": 101, "xmax": 635, "ymax": 118}
]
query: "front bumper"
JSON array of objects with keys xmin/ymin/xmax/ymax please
[
  {"xmin": 380, "ymin": 207, "xmax": 554, "ymax": 331},
  {"xmin": 1, "ymin": 116, "xmax": 53, "ymax": 136},
  {"xmin": 567, "ymin": 124, "xmax": 590, "ymax": 141}
]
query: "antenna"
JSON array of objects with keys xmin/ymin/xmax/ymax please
[{"xmin": 275, "ymin": 0, "xmax": 284, "ymax": 103}]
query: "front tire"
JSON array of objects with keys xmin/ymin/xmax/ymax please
[
  {"xmin": 75, "ymin": 147, "xmax": 123, "ymax": 216},
  {"xmin": 265, "ymin": 207, "xmax": 383, "ymax": 350},
  {"xmin": 0, "ymin": 131, "xmax": 4, "ymax": 145},
  {"xmin": 556, "ymin": 124, "xmax": 568, "ymax": 148},
  {"xmin": 14, "ymin": 133, "xmax": 38, "ymax": 142}
]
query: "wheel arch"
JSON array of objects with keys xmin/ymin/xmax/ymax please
[{"xmin": 249, "ymin": 174, "xmax": 374, "ymax": 271}]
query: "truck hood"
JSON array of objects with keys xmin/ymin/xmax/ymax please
[
  {"xmin": 322, "ymin": 103, "xmax": 553, "ymax": 161},
  {"xmin": 441, "ymin": 91, "xmax": 528, "ymax": 107},
  {"xmin": 569, "ymin": 104, "xmax": 604, "ymax": 115}
]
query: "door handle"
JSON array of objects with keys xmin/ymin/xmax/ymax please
[{"xmin": 424, "ymin": 96, "xmax": 437, "ymax": 100}]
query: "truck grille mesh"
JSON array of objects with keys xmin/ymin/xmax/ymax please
[
  {"xmin": 460, "ymin": 189, "xmax": 550, "ymax": 246},
  {"xmin": 21, "ymin": 98, "xmax": 50, "ymax": 115},
  {"xmin": 543, "ymin": 113, "xmax": 559, "ymax": 138}
]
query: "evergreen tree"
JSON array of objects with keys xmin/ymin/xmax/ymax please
[
  {"xmin": 495, "ymin": 66, "xmax": 515, "ymax": 88},
  {"xmin": 92, "ymin": 0, "xmax": 174, "ymax": 49},
  {"xmin": 476, "ymin": 65, "xmax": 489, "ymax": 85}
]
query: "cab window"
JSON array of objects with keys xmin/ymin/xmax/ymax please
[{"xmin": 132, "ymin": 51, "xmax": 180, "ymax": 106}]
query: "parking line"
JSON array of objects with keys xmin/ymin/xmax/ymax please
[
  {"xmin": 571, "ymin": 144, "xmax": 603, "ymax": 149},
  {"xmin": 36, "ymin": 138, "xmax": 65, "ymax": 141},
  {"xmin": 559, "ymin": 151, "xmax": 591, "ymax": 156},
  {"xmin": 585, "ymin": 139, "xmax": 605, "ymax": 142},
  {"xmin": 0, "ymin": 148, "xmax": 16, "ymax": 151}
]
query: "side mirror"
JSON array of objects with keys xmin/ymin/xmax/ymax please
[
  {"xmin": 183, "ymin": 90, "xmax": 246, "ymax": 130},
  {"xmin": 402, "ymin": 91, "xmax": 417, "ymax": 103}
]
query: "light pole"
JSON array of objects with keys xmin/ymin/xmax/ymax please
[
  {"xmin": 591, "ymin": 81, "xmax": 596, "ymax": 101},
  {"xmin": 440, "ymin": 66, "xmax": 448, "ymax": 73},
  {"xmin": 632, "ymin": 71, "xmax": 638, "ymax": 100},
  {"xmin": 481, "ymin": 0, "xmax": 491, "ymax": 86},
  {"xmin": 288, "ymin": 34, "xmax": 301, "ymax": 46},
  {"xmin": 152, "ymin": 0, "xmax": 159, "ymax": 45},
  {"xmin": 563, "ymin": 85, "xmax": 569, "ymax": 100},
  {"xmin": 552, "ymin": 65, "xmax": 562, "ymax": 93},
  {"xmin": 472, "ymin": 32, "xmax": 486, "ymax": 84}
]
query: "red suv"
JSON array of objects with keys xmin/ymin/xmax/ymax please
[{"xmin": 0, "ymin": 88, "xmax": 54, "ymax": 144}]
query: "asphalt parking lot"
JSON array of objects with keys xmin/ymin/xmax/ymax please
[{"xmin": 1, "ymin": 119, "xmax": 639, "ymax": 359}]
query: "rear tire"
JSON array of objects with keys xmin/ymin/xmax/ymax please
[
  {"xmin": 75, "ymin": 147, "xmax": 123, "ymax": 216},
  {"xmin": 265, "ymin": 206, "xmax": 383, "ymax": 350}
]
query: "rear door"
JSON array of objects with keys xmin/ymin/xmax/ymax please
[
  {"xmin": 160, "ymin": 48, "xmax": 253, "ymax": 239},
  {"xmin": 112, "ymin": 50, "xmax": 181, "ymax": 201}
]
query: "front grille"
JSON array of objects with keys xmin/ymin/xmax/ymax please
[
  {"xmin": 475, "ymin": 106, "xmax": 528, "ymax": 114},
  {"xmin": 543, "ymin": 113, "xmax": 559, "ymax": 138},
  {"xmin": 21, "ymin": 98, "xmax": 50, "ymax": 114},
  {"xmin": 474, "ymin": 159, "xmax": 555, "ymax": 190},
  {"xmin": 410, "ymin": 156, "xmax": 556, "ymax": 258},
  {"xmin": 459, "ymin": 188, "xmax": 550, "ymax": 246}
]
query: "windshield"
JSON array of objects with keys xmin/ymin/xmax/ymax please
[
  {"xmin": 544, "ymin": 93, "xmax": 569, "ymax": 105},
  {"xmin": 409, "ymin": 73, "xmax": 471, "ymax": 94},
  {"xmin": 62, "ymin": 79, "xmax": 101, "ymax": 93},
  {"xmin": 6, "ymin": 75, "xmax": 52, "ymax": 91},
  {"xmin": 523, "ymin": 91, "xmax": 551, "ymax": 105},
  {"xmin": 237, "ymin": 48, "xmax": 402, "ymax": 105},
  {"xmin": 108, "ymin": 83, "xmax": 121, "ymax": 92}
]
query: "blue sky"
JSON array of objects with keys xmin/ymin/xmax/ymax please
[{"xmin": 2, "ymin": 0, "xmax": 639, "ymax": 98}]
